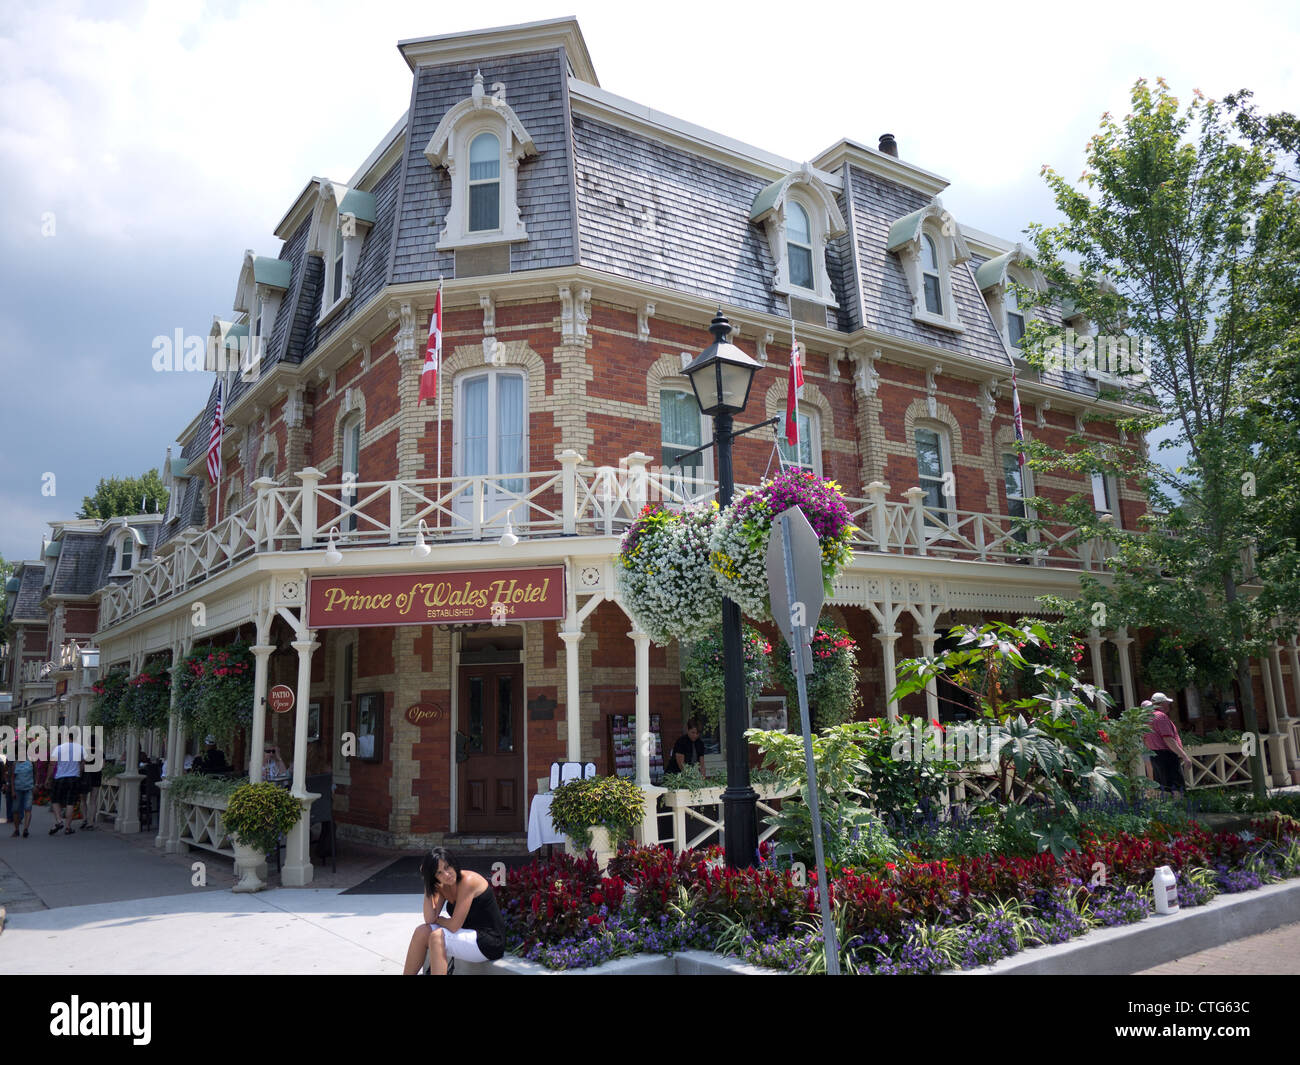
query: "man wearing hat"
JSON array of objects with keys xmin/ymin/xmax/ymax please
[
  {"xmin": 192, "ymin": 735, "xmax": 231, "ymax": 776},
  {"xmin": 1143, "ymin": 692, "xmax": 1193, "ymax": 794}
]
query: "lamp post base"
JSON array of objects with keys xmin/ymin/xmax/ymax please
[{"xmin": 721, "ymin": 784, "xmax": 759, "ymax": 868}]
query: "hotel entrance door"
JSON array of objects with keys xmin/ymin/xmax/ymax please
[{"xmin": 456, "ymin": 663, "xmax": 524, "ymax": 832}]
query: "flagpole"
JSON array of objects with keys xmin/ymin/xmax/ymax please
[{"xmin": 435, "ymin": 276, "xmax": 443, "ymax": 530}]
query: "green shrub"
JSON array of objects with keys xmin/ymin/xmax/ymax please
[
  {"xmin": 223, "ymin": 781, "xmax": 303, "ymax": 854},
  {"xmin": 549, "ymin": 776, "xmax": 645, "ymax": 849}
]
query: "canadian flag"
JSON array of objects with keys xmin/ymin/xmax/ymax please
[
  {"xmin": 785, "ymin": 336, "xmax": 805, "ymax": 448},
  {"xmin": 419, "ymin": 286, "xmax": 442, "ymax": 405}
]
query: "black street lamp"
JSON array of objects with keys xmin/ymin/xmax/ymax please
[{"xmin": 683, "ymin": 310, "xmax": 762, "ymax": 869}]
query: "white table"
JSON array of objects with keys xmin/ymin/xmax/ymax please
[{"xmin": 526, "ymin": 793, "xmax": 568, "ymax": 851}]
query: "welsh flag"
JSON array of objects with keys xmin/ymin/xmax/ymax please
[
  {"xmin": 419, "ymin": 286, "xmax": 442, "ymax": 405},
  {"xmin": 785, "ymin": 330, "xmax": 804, "ymax": 448}
]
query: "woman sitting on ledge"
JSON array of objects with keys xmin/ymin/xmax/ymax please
[{"xmin": 403, "ymin": 846, "xmax": 507, "ymax": 975}]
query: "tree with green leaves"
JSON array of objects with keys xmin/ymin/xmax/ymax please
[
  {"xmin": 1019, "ymin": 78, "xmax": 1300, "ymax": 799},
  {"xmin": 79, "ymin": 469, "xmax": 169, "ymax": 521}
]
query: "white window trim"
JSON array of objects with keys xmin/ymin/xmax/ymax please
[
  {"xmin": 340, "ymin": 414, "xmax": 362, "ymax": 536},
  {"xmin": 889, "ymin": 198, "xmax": 969, "ymax": 332},
  {"xmin": 1090, "ymin": 471, "xmax": 1121, "ymax": 528},
  {"xmin": 108, "ymin": 529, "xmax": 139, "ymax": 575},
  {"xmin": 308, "ymin": 182, "xmax": 373, "ymax": 324},
  {"xmin": 914, "ymin": 420, "xmax": 957, "ymax": 537},
  {"xmin": 752, "ymin": 166, "xmax": 846, "ymax": 308},
  {"xmin": 453, "ymin": 367, "xmax": 530, "ymax": 483},
  {"xmin": 1001, "ymin": 452, "xmax": 1038, "ymax": 545},
  {"xmin": 232, "ymin": 252, "xmax": 287, "ymax": 358},
  {"xmin": 777, "ymin": 403, "xmax": 822, "ymax": 477},
  {"xmin": 425, "ymin": 72, "xmax": 537, "ymax": 252},
  {"xmin": 659, "ymin": 386, "xmax": 714, "ymax": 493}
]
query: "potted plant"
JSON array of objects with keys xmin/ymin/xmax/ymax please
[
  {"xmin": 176, "ymin": 642, "xmax": 255, "ymax": 748},
  {"xmin": 616, "ymin": 502, "xmax": 721, "ymax": 646},
  {"xmin": 549, "ymin": 775, "xmax": 645, "ymax": 871},
  {"xmin": 773, "ymin": 618, "xmax": 862, "ymax": 730},
  {"xmin": 710, "ymin": 468, "xmax": 855, "ymax": 620},
  {"xmin": 681, "ymin": 624, "xmax": 773, "ymax": 732},
  {"xmin": 221, "ymin": 781, "xmax": 304, "ymax": 892}
]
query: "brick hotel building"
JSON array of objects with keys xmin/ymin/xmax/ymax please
[{"xmin": 70, "ymin": 17, "xmax": 1300, "ymax": 882}]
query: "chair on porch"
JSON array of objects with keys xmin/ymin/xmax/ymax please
[{"xmin": 548, "ymin": 761, "xmax": 597, "ymax": 790}]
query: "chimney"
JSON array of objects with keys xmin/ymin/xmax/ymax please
[{"xmin": 878, "ymin": 133, "xmax": 898, "ymax": 158}]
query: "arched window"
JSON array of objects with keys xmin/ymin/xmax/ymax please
[
  {"xmin": 778, "ymin": 406, "xmax": 821, "ymax": 476},
  {"xmin": 341, "ymin": 414, "xmax": 361, "ymax": 535},
  {"xmin": 921, "ymin": 235, "xmax": 943, "ymax": 316},
  {"xmin": 660, "ymin": 388, "xmax": 711, "ymax": 492},
  {"xmin": 468, "ymin": 132, "xmax": 501, "ymax": 233},
  {"xmin": 914, "ymin": 422, "xmax": 955, "ymax": 532},
  {"xmin": 1005, "ymin": 281, "xmax": 1025, "ymax": 348},
  {"xmin": 786, "ymin": 201, "xmax": 814, "ymax": 291}
]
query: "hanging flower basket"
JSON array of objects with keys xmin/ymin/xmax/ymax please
[
  {"xmin": 89, "ymin": 668, "xmax": 130, "ymax": 733},
  {"xmin": 710, "ymin": 469, "xmax": 855, "ymax": 621},
  {"xmin": 681, "ymin": 624, "xmax": 773, "ymax": 732},
  {"xmin": 773, "ymin": 619, "xmax": 862, "ymax": 730},
  {"xmin": 616, "ymin": 503, "xmax": 721, "ymax": 646},
  {"xmin": 177, "ymin": 643, "xmax": 255, "ymax": 748},
  {"xmin": 125, "ymin": 659, "xmax": 172, "ymax": 731}
]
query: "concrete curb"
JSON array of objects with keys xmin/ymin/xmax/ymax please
[
  {"xmin": 954, "ymin": 879, "xmax": 1300, "ymax": 975},
  {"xmin": 459, "ymin": 949, "xmax": 775, "ymax": 976}
]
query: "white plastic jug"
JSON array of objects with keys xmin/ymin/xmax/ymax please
[{"xmin": 1152, "ymin": 865, "xmax": 1179, "ymax": 914}]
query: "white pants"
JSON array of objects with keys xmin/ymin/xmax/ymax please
[{"xmin": 429, "ymin": 924, "xmax": 489, "ymax": 963}]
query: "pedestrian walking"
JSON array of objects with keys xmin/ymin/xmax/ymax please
[
  {"xmin": 48, "ymin": 736, "xmax": 86, "ymax": 835},
  {"xmin": 10, "ymin": 745, "xmax": 35, "ymax": 837},
  {"xmin": 1143, "ymin": 692, "xmax": 1193, "ymax": 795}
]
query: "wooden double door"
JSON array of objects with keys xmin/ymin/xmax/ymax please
[{"xmin": 457, "ymin": 663, "xmax": 524, "ymax": 832}]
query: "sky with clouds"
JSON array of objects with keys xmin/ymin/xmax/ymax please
[{"xmin": 1, "ymin": 0, "xmax": 1297, "ymax": 562}]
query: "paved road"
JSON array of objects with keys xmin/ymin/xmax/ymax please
[{"xmin": 1136, "ymin": 920, "xmax": 1300, "ymax": 975}]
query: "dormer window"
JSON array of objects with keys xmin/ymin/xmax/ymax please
[
  {"xmin": 426, "ymin": 72, "xmax": 537, "ymax": 251},
  {"xmin": 787, "ymin": 202, "xmax": 814, "ymax": 290},
  {"xmin": 751, "ymin": 165, "xmax": 846, "ymax": 307},
  {"xmin": 1005, "ymin": 282, "xmax": 1025, "ymax": 348},
  {"xmin": 233, "ymin": 252, "xmax": 290, "ymax": 364},
  {"xmin": 469, "ymin": 132, "xmax": 501, "ymax": 232},
  {"xmin": 887, "ymin": 198, "xmax": 969, "ymax": 332},
  {"xmin": 921, "ymin": 235, "xmax": 943, "ymax": 316},
  {"xmin": 308, "ymin": 181, "xmax": 376, "ymax": 321}
]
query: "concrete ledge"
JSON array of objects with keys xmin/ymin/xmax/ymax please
[
  {"xmin": 457, "ymin": 950, "xmax": 774, "ymax": 975},
  {"xmin": 956, "ymin": 879, "xmax": 1300, "ymax": 975}
]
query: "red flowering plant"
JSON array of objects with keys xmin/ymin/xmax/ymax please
[
  {"xmin": 176, "ymin": 642, "xmax": 254, "ymax": 748},
  {"xmin": 773, "ymin": 617, "xmax": 862, "ymax": 729},
  {"xmin": 494, "ymin": 851, "xmax": 604, "ymax": 951},
  {"xmin": 682, "ymin": 624, "xmax": 772, "ymax": 732},
  {"xmin": 689, "ymin": 861, "xmax": 809, "ymax": 935},
  {"xmin": 124, "ymin": 657, "xmax": 172, "ymax": 731},
  {"xmin": 710, "ymin": 468, "xmax": 855, "ymax": 620},
  {"xmin": 89, "ymin": 667, "xmax": 130, "ymax": 733}
]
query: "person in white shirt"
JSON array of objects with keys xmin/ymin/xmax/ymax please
[{"xmin": 49, "ymin": 740, "xmax": 86, "ymax": 835}]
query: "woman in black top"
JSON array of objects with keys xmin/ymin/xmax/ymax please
[{"xmin": 402, "ymin": 847, "xmax": 507, "ymax": 974}]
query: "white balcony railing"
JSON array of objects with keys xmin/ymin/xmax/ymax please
[{"xmin": 100, "ymin": 453, "xmax": 1118, "ymax": 628}]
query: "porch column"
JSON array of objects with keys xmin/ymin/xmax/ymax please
[
  {"xmin": 285, "ymin": 631, "xmax": 319, "ymax": 887},
  {"xmin": 117, "ymin": 723, "xmax": 142, "ymax": 834},
  {"xmin": 1288, "ymin": 636, "xmax": 1300, "ymax": 721},
  {"xmin": 1110, "ymin": 629, "xmax": 1135, "ymax": 711},
  {"xmin": 156, "ymin": 651, "xmax": 183, "ymax": 849},
  {"xmin": 630, "ymin": 627, "xmax": 663, "ymax": 844},
  {"xmin": 877, "ymin": 632, "xmax": 902, "ymax": 723},
  {"xmin": 248, "ymin": 643, "xmax": 275, "ymax": 783},
  {"xmin": 1267, "ymin": 643, "xmax": 1298, "ymax": 768},
  {"xmin": 1086, "ymin": 629, "xmax": 1107, "ymax": 711},
  {"xmin": 560, "ymin": 628, "xmax": 584, "ymax": 762},
  {"xmin": 918, "ymin": 629, "xmax": 939, "ymax": 722}
]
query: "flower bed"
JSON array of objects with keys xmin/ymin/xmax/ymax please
[{"xmin": 494, "ymin": 815, "xmax": 1300, "ymax": 973}]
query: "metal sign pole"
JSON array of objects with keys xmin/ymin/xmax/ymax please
[{"xmin": 778, "ymin": 509, "xmax": 840, "ymax": 975}]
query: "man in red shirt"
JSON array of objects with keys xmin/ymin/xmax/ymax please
[{"xmin": 1143, "ymin": 692, "xmax": 1193, "ymax": 794}]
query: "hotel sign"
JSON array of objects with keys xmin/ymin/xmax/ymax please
[{"xmin": 307, "ymin": 566, "xmax": 566, "ymax": 628}]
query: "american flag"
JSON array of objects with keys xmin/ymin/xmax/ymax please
[
  {"xmin": 419, "ymin": 285, "xmax": 441, "ymax": 405},
  {"xmin": 207, "ymin": 379, "xmax": 224, "ymax": 484},
  {"xmin": 1011, "ymin": 370, "xmax": 1026, "ymax": 468},
  {"xmin": 785, "ymin": 320, "xmax": 804, "ymax": 449}
]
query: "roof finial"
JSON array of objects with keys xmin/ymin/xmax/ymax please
[{"xmin": 472, "ymin": 69, "xmax": 484, "ymax": 101}]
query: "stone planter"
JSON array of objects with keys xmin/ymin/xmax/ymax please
[
  {"xmin": 231, "ymin": 835, "xmax": 267, "ymax": 893},
  {"xmin": 565, "ymin": 825, "xmax": 617, "ymax": 873}
]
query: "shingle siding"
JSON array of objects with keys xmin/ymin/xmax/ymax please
[{"xmin": 390, "ymin": 48, "xmax": 576, "ymax": 286}]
